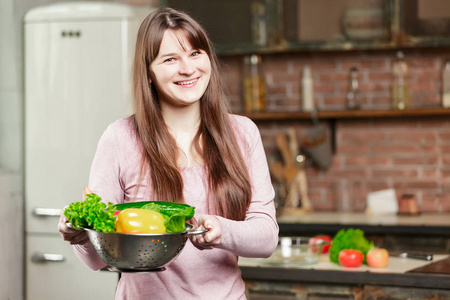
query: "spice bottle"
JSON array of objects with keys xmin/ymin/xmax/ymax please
[
  {"xmin": 302, "ymin": 66, "xmax": 314, "ymax": 112},
  {"xmin": 346, "ymin": 67, "xmax": 361, "ymax": 109},
  {"xmin": 443, "ymin": 59, "xmax": 450, "ymax": 108},
  {"xmin": 392, "ymin": 51, "xmax": 409, "ymax": 110},
  {"xmin": 243, "ymin": 54, "xmax": 266, "ymax": 113}
]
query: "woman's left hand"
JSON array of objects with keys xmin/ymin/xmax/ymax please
[{"xmin": 190, "ymin": 215, "xmax": 221, "ymax": 250}]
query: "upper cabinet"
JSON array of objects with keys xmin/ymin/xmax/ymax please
[
  {"xmin": 165, "ymin": 0, "xmax": 450, "ymax": 56},
  {"xmin": 402, "ymin": 0, "xmax": 450, "ymax": 47}
]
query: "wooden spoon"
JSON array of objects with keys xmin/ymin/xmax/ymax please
[
  {"xmin": 276, "ymin": 132, "xmax": 293, "ymax": 167},
  {"xmin": 276, "ymin": 132, "xmax": 298, "ymax": 183}
]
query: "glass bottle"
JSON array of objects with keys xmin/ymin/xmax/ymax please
[
  {"xmin": 346, "ymin": 67, "xmax": 361, "ymax": 109},
  {"xmin": 443, "ymin": 59, "xmax": 450, "ymax": 108},
  {"xmin": 302, "ymin": 66, "xmax": 314, "ymax": 112},
  {"xmin": 243, "ymin": 54, "xmax": 266, "ymax": 113},
  {"xmin": 392, "ymin": 51, "xmax": 409, "ymax": 110}
]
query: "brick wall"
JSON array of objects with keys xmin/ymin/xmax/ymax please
[{"xmin": 220, "ymin": 48, "xmax": 450, "ymax": 213}]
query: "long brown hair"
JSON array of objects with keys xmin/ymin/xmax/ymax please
[{"xmin": 132, "ymin": 7, "xmax": 251, "ymax": 221}]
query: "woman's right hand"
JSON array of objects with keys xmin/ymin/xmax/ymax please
[
  {"xmin": 58, "ymin": 209, "xmax": 89, "ymax": 245},
  {"xmin": 57, "ymin": 187, "xmax": 91, "ymax": 245}
]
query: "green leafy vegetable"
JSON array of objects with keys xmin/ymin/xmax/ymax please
[
  {"xmin": 64, "ymin": 193, "xmax": 116, "ymax": 232},
  {"xmin": 141, "ymin": 202, "xmax": 195, "ymax": 233},
  {"xmin": 329, "ymin": 228, "xmax": 374, "ymax": 264}
]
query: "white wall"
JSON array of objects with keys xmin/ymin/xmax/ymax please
[
  {"xmin": 0, "ymin": 0, "xmax": 24, "ymax": 298},
  {"xmin": 0, "ymin": 0, "xmax": 22, "ymax": 172},
  {"xmin": 0, "ymin": 1, "xmax": 65, "ymax": 298},
  {"xmin": 0, "ymin": 172, "xmax": 22, "ymax": 300}
]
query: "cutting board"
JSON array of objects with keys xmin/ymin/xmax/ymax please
[
  {"xmin": 408, "ymin": 256, "xmax": 450, "ymax": 274},
  {"xmin": 239, "ymin": 254, "xmax": 449, "ymax": 274}
]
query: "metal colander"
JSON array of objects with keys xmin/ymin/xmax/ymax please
[{"xmin": 84, "ymin": 224, "xmax": 206, "ymax": 272}]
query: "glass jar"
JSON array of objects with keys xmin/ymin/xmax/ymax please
[
  {"xmin": 243, "ymin": 54, "xmax": 266, "ymax": 113},
  {"xmin": 443, "ymin": 59, "xmax": 450, "ymax": 108},
  {"xmin": 392, "ymin": 51, "xmax": 410, "ymax": 110},
  {"xmin": 302, "ymin": 66, "xmax": 314, "ymax": 112},
  {"xmin": 346, "ymin": 67, "xmax": 362, "ymax": 109}
]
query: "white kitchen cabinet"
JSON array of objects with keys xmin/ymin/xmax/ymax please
[{"xmin": 26, "ymin": 235, "xmax": 118, "ymax": 300}]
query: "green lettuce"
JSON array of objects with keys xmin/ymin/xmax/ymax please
[
  {"xmin": 64, "ymin": 193, "xmax": 116, "ymax": 232},
  {"xmin": 141, "ymin": 202, "xmax": 194, "ymax": 233}
]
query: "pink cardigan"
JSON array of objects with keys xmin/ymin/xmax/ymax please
[{"xmin": 73, "ymin": 114, "xmax": 278, "ymax": 300}]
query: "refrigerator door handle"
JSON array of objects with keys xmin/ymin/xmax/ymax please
[
  {"xmin": 33, "ymin": 207, "xmax": 62, "ymax": 217},
  {"xmin": 32, "ymin": 253, "xmax": 65, "ymax": 263}
]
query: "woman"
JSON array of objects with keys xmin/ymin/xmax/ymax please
[{"xmin": 59, "ymin": 7, "xmax": 278, "ymax": 300}]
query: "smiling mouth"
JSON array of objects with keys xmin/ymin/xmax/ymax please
[{"xmin": 175, "ymin": 78, "xmax": 198, "ymax": 85}]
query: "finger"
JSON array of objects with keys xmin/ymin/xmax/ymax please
[
  {"xmin": 60, "ymin": 225, "xmax": 87, "ymax": 243},
  {"xmin": 190, "ymin": 217, "xmax": 198, "ymax": 227},
  {"xmin": 190, "ymin": 235, "xmax": 214, "ymax": 250},
  {"xmin": 200, "ymin": 215, "xmax": 217, "ymax": 231},
  {"xmin": 190, "ymin": 228, "xmax": 212, "ymax": 246},
  {"xmin": 189, "ymin": 226, "xmax": 206, "ymax": 244},
  {"xmin": 203, "ymin": 221, "xmax": 214, "ymax": 230},
  {"xmin": 192, "ymin": 233, "xmax": 219, "ymax": 247},
  {"xmin": 201, "ymin": 226, "xmax": 219, "ymax": 244},
  {"xmin": 83, "ymin": 187, "xmax": 92, "ymax": 199},
  {"xmin": 59, "ymin": 225, "xmax": 78, "ymax": 238},
  {"xmin": 60, "ymin": 223, "xmax": 78, "ymax": 234},
  {"xmin": 69, "ymin": 231, "xmax": 89, "ymax": 245}
]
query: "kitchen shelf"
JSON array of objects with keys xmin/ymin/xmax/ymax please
[
  {"xmin": 240, "ymin": 107, "xmax": 450, "ymax": 153},
  {"xmin": 241, "ymin": 107, "xmax": 450, "ymax": 122},
  {"xmin": 166, "ymin": 0, "xmax": 450, "ymax": 56}
]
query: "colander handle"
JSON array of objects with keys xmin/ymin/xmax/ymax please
[
  {"xmin": 186, "ymin": 228, "xmax": 209, "ymax": 236},
  {"xmin": 66, "ymin": 222, "xmax": 77, "ymax": 229}
]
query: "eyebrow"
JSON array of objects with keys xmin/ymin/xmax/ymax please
[
  {"xmin": 158, "ymin": 52, "xmax": 177, "ymax": 59},
  {"xmin": 158, "ymin": 48, "xmax": 199, "ymax": 60}
]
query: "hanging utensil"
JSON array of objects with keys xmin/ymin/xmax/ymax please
[{"xmin": 302, "ymin": 108, "xmax": 332, "ymax": 169}]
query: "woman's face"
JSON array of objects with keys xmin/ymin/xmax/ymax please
[{"xmin": 150, "ymin": 29, "xmax": 211, "ymax": 108}]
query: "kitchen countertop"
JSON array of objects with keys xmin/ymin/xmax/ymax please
[
  {"xmin": 239, "ymin": 254, "xmax": 450, "ymax": 290},
  {"xmin": 277, "ymin": 212, "xmax": 450, "ymax": 236}
]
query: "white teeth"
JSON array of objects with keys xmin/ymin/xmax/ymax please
[{"xmin": 177, "ymin": 79, "xmax": 197, "ymax": 85}]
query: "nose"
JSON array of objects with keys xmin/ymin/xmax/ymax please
[{"xmin": 179, "ymin": 58, "xmax": 195, "ymax": 76}]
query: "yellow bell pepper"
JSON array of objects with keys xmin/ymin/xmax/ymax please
[{"xmin": 115, "ymin": 208, "xmax": 166, "ymax": 233}]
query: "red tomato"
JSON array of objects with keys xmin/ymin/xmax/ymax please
[
  {"xmin": 338, "ymin": 249, "xmax": 364, "ymax": 267},
  {"xmin": 113, "ymin": 210, "xmax": 121, "ymax": 217},
  {"xmin": 308, "ymin": 235, "xmax": 332, "ymax": 254},
  {"xmin": 367, "ymin": 248, "xmax": 389, "ymax": 268}
]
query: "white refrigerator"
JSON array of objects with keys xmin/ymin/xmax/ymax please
[{"xmin": 24, "ymin": 2, "xmax": 153, "ymax": 299}]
